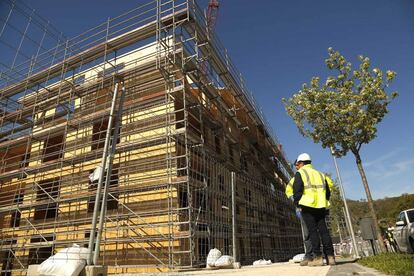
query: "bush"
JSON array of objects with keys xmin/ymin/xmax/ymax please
[{"xmin": 358, "ymin": 253, "xmax": 414, "ymax": 276}]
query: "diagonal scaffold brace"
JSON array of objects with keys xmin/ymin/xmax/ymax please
[{"xmin": 87, "ymin": 77, "xmax": 126, "ymax": 265}]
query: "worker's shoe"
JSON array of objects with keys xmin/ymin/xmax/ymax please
[
  {"xmin": 327, "ymin": 255, "xmax": 336, "ymax": 266},
  {"xmin": 308, "ymin": 256, "xmax": 324, "ymax": 266},
  {"xmin": 300, "ymin": 258, "xmax": 312, "ymax": 266}
]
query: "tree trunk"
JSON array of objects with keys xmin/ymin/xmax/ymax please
[{"xmin": 353, "ymin": 150, "xmax": 386, "ymax": 253}]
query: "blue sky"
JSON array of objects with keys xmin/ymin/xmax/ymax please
[{"xmin": 17, "ymin": 0, "xmax": 414, "ymax": 199}]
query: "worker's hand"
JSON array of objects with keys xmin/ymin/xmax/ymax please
[{"xmin": 295, "ymin": 208, "xmax": 302, "ymax": 219}]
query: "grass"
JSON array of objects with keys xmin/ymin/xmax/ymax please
[{"xmin": 357, "ymin": 253, "xmax": 414, "ymax": 276}]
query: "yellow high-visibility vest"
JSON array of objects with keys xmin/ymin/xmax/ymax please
[
  {"xmin": 324, "ymin": 176, "xmax": 333, "ymax": 209},
  {"xmin": 285, "ymin": 177, "xmax": 294, "ymax": 199},
  {"xmin": 298, "ymin": 164, "xmax": 330, "ymax": 208}
]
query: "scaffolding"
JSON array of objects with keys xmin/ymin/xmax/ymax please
[{"xmin": 0, "ymin": 0, "xmax": 302, "ymax": 274}]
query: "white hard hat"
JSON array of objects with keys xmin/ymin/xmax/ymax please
[{"xmin": 297, "ymin": 153, "xmax": 311, "ymax": 162}]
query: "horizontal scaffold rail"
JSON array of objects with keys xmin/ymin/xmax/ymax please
[{"xmin": 0, "ymin": 8, "xmax": 188, "ymax": 98}]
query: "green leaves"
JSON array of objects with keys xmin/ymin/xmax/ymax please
[
  {"xmin": 283, "ymin": 48, "xmax": 397, "ymax": 156},
  {"xmin": 386, "ymin": 70, "xmax": 396, "ymax": 82}
]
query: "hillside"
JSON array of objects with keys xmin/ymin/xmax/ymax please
[{"xmin": 347, "ymin": 193, "xmax": 414, "ymax": 228}]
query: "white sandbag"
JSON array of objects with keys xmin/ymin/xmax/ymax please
[
  {"xmin": 206, "ymin": 248, "xmax": 221, "ymax": 267},
  {"xmin": 215, "ymin": 255, "xmax": 234, "ymax": 267},
  {"xmin": 253, "ymin": 259, "xmax": 272, "ymax": 266},
  {"xmin": 292, "ymin": 253, "xmax": 305, "ymax": 263},
  {"xmin": 38, "ymin": 244, "xmax": 89, "ymax": 276},
  {"xmin": 88, "ymin": 166, "xmax": 102, "ymax": 182}
]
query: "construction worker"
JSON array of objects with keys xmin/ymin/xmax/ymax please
[
  {"xmin": 286, "ymin": 160, "xmax": 313, "ymax": 266},
  {"xmin": 292, "ymin": 153, "xmax": 336, "ymax": 266}
]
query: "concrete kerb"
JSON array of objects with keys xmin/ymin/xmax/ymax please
[
  {"xmin": 326, "ymin": 260, "xmax": 389, "ymax": 276},
  {"xmin": 26, "ymin": 264, "xmax": 107, "ymax": 276},
  {"xmin": 353, "ymin": 263, "xmax": 389, "ymax": 276},
  {"xmin": 184, "ymin": 262, "xmax": 331, "ymax": 276},
  {"xmin": 118, "ymin": 262, "xmax": 331, "ymax": 276}
]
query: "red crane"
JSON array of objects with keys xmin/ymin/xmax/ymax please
[{"xmin": 207, "ymin": 0, "xmax": 219, "ymax": 33}]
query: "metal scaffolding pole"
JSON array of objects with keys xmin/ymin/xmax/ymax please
[
  {"xmin": 87, "ymin": 82, "xmax": 120, "ymax": 265},
  {"xmin": 331, "ymin": 148, "xmax": 360, "ymax": 258},
  {"xmin": 93, "ymin": 82, "xmax": 126, "ymax": 265},
  {"xmin": 231, "ymin": 171, "xmax": 237, "ymax": 263}
]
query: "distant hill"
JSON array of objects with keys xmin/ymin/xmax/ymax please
[{"xmin": 347, "ymin": 193, "xmax": 414, "ymax": 228}]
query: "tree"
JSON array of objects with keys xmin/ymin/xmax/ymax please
[
  {"xmin": 283, "ymin": 48, "xmax": 397, "ymax": 252},
  {"xmin": 328, "ymin": 183, "xmax": 347, "ymax": 240}
]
